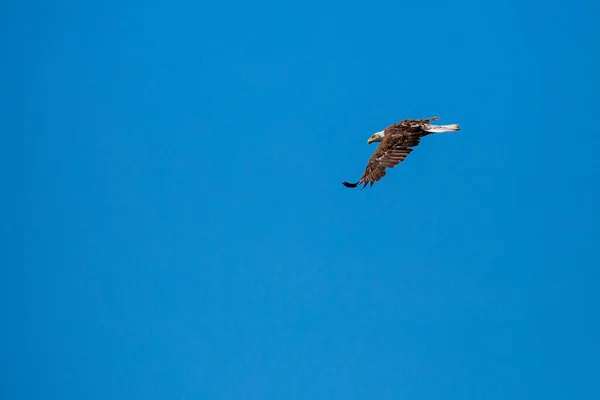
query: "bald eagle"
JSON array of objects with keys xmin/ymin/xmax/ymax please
[{"xmin": 342, "ymin": 116, "xmax": 460, "ymax": 189}]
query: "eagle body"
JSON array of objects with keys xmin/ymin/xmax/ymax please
[{"xmin": 343, "ymin": 116, "xmax": 459, "ymax": 189}]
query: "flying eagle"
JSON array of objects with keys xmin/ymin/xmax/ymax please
[{"xmin": 342, "ymin": 116, "xmax": 460, "ymax": 189}]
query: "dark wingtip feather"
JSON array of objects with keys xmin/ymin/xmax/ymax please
[{"xmin": 342, "ymin": 181, "xmax": 359, "ymax": 188}]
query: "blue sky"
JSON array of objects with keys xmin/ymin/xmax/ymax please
[{"xmin": 2, "ymin": 0, "xmax": 600, "ymax": 398}]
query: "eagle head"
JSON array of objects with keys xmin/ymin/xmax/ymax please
[{"xmin": 367, "ymin": 130, "xmax": 385, "ymax": 144}]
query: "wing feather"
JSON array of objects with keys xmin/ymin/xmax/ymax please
[{"xmin": 353, "ymin": 134, "xmax": 422, "ymax": 189}]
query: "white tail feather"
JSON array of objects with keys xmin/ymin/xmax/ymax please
[{"xmin": 423, "ymin": 123, "xmax": 460, "ymax": 133}]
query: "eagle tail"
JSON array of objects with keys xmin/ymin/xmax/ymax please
[
  {"xmin": 423, "ymin": 123, "xmax": 460, "ymax": 133},
  {"xmin": 342, "ymin": 181, "xmax": 359, "ymax": 188}
]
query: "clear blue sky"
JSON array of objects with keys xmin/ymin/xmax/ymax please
[{"xmin": 2, "ymin": 0, "xmax": 600, "ymax": 398}]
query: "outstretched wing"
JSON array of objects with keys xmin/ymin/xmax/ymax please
[
  {"xmin": 384, "ymin": 116, "xmax": 439, "ymax": 136},
  {"xmin": 342, "ymin": 134, "xmax": 422, "ymax": 189}
]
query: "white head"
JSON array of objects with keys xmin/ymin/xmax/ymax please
[{"xmin": 367, "ymin": 130, "xmax": 385, "ymax": 144}]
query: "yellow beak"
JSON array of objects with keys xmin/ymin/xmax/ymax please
[{"xmin": 367, "ymin": 137, "xmax": 375, "ymax": 144}]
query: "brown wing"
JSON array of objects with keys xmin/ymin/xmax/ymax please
[
  {"xmin": 384, "ymin": 116, "xmax": 439, "ymax": 136},
  {"xmin": 342, "ymin": 134, "xmax": 422, "ymax": 189}
]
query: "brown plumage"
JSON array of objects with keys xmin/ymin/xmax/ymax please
[{"xmin": 342, "ymin": 116, "xmax": 460, "ymax": 189}]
